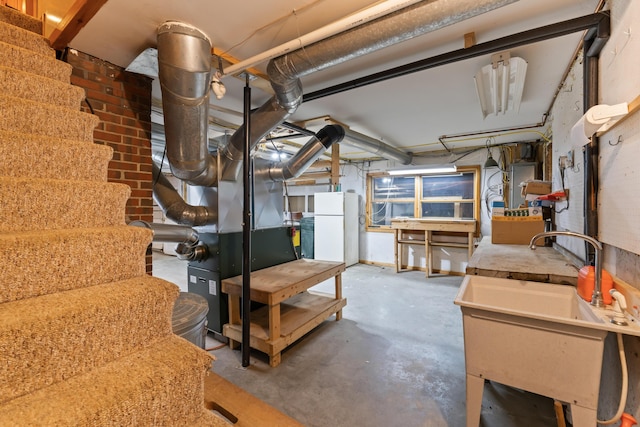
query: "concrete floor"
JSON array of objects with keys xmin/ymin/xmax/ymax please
[{"xmin": 153, "ymin": 251, "xmax": 558, "ymax": 427}]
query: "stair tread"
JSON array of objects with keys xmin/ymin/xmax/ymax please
[
  {"xmin": 0, "ymin": 19, "xmax": 53, "ymax": 56},
  {"xmin": 0, "ymin": 335, "xmax": 216, "ymax": 426},
  {"xmin": 0, "ymin": 94, "xmax": 99, "ymax": 142},
  {"xmin": 0, "ymin": 66, "xmax": 85, "ymax": 109},
  {"xmin": 0, "ymin": 39, "xmax": 69, "ymax": 82},
  {"xmin": 0, "ymin": 226, "xmax": 152, "ymax": 303},
  {"xmin": 0, "ymin": 5, "xmax": 43, "ymax": 34},
  {"xmin": 0, "ymin": 177, "xmax": 130, "ymax": 232},
  {"xmin": 0, "ymin": 276, "xmax": 180, "ymax": 404},
  {"xmin": 0, "ymin": 129, "xmax": 112, "ymax": 181}
]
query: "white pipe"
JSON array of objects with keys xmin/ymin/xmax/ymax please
[
  {"xmin": 223, "ymin": 0, "xmax": 424, "ymax": 76},
  {"xmin": 597, "ymin": 333, "xmax": 628, "ymax": 425}
]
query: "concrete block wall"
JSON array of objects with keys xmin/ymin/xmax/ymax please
[{"xmin": 65, "ymin": 49, "xmax": 154, "ymax": 273}]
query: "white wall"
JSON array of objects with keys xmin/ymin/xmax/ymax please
[{"xmin": 548, "ymin": 0, "xmax": 640, "ymax": 420}]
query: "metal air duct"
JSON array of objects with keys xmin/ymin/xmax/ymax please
[
  {"xmin": 129, "ymin": 220, "xmax": 207, "ymax": 261},
  {"xmin": 343, "ymin": 128, "xmax": 412, "ymax": 164},
  {"xmin": 219, "ymin": 0, "xmax": 517, "ymax": 181},
  {"xmin": 256, "ymin": 124, "xmax": 345, "ymax": 182},
  {"xmin": 157, "ymin": 21, "xmax": 217, "ymax": 187},
  {"xmin": 128, "ymin": 220, "xmax": 199, "ymax": 244},
  {"xmin": 152, "ymin": 162, "xmax": 217, "ymax": 226}
]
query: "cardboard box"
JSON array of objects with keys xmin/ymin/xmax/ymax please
[
  {"xmin": 522, "ymin": 180, "xmax": 552, "ymax": 196},
  {"xmin": 491, "ymin": 217, "xmax": 545, "ymax": 245}
]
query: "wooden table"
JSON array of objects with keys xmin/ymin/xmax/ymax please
[
  {"xmin": 222, "ymin": 259, "xmax": 346, "ymax": 367},
  {"xmin": 390, "ymin": 218, "xmax": 477, "ymax": 277},
  {"xmin": 466, "ymin": 236, "xmax": 579, "ymax": 285}
]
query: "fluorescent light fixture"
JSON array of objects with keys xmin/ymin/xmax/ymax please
[
  {"xmin": 388, "ymin": 164, "xmax": 457, "ymax": 175},
  {"xmin": 474, "ymin": 52, "xmax": 527, "ymax": 118}
]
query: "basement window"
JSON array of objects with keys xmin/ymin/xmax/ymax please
[{"xmin": 366, "ymin": 165, "xmax": 480, "ymax": 230}]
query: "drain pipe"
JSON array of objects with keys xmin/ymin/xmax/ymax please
[
  {"xmin": 219, "ymin": 0, "xmax": 518, "ymax": 181},
  {"xmin": 256, "ymin": 124, "xmax": 345, "ymax": 182},
  {"xmin": 152, "ymin": 162, "xmax": 217, "ymax": 226},
  {"xmin": 157, "ymin": 21, "xmax": 217, "ymax": 187}
]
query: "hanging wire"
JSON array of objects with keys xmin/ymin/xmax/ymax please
[
  {"xmin": 153, "ymin": 145, "xmax": 167, "ymax": 187},
  {"xmin": 219, "ymin": 0, "xmax": 326, "ymax": 57}
]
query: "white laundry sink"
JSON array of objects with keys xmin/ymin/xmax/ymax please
[
  {"xmin": 456, "ymin": 274, "xmax": 603, "ymax": 324},
  {"xmin": 454, "ymin": 275, "xmax": 608, "ymax": 427}
]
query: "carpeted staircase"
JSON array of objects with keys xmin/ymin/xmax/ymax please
[{"xmin": 0, "ymin": 6, "xmax": 227, "ymax": 426}]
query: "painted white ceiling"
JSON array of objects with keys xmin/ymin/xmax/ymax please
[{"xmin": 68, "ymin": 0, "xmax": 602, "ymax": 162}]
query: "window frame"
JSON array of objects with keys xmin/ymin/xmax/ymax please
[{"xmin": 365, "ymin": 165, "xmax": 481, "ymax": 232}]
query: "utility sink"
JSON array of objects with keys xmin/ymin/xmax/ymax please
[
  {"xmin": 454, "ymin": 275, "xmax": 609, "ymax": 427},
  {"xmin": 456, "ymin": 274, "xmax": 604, "ymax": 325}
]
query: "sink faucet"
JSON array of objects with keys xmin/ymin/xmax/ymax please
[{"xmin": 529, "ymin": 231, "xmax": 604, "ymax": 307}]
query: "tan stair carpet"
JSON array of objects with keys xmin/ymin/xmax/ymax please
[
  {"xmin": 0, "ymin": 130, "xmax": 112, "ymax": 181},
  {"xmin": 0, "ymin": 178, "xmax": 130, "ymax": 232},
  {"xmin": 0, "ymin": 5, "xmax": 41, "ymax": 34},
  {"xmin": 0, "ymin": 336, "xmax": 225, "ymax": 426},
  {"xmin": 0, "ymin": 40, "xmax": 70, "ymax": 81},
  {"xmin": 0, "ymin": 5, "xmax": 224, "ymax": 425},
  {"xmin": 0, "ymin": 276, "xmax": 178, "ymax": 404},
  {"xmin": 0, "ymin": 95, "xmax": 99, "ymax": 141},
  {"xmin": 0, "ymin": 19, "xmax": 52, "ymax": 56},
  {"xmin": 0, "ymin": 227, "xmax": 151, "ymax": 303},
  {"xmin": 0, "ymin": 66, "xmax": 86, "ymax": 108}
]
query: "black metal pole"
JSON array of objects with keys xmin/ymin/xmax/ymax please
[
  {"xmin": 241, "ymin": 76, "xmax": 252, "ymax": 367},
  {"xmin": 303, "ymin": 12, "xmax": 609, "ymax": 103},
  {"xmin": 582, "ymin": 17, "xmax": 609, "ymax": 266}
]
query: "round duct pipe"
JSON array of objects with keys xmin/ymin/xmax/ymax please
[
  {"xmin": 157, "ymin": 21, "xmax": 217, "ymax": 187},
  {"xmin": 256, "ymin": 124, "xmax": 345, "ymax": 182}
]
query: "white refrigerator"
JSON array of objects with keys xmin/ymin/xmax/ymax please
[{"xmin": 314, "ymin": 192, "xmax": 359, "ymax": 266}]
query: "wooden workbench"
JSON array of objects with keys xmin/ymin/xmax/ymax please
[
  {"xmin": 222, "ymin": 258, "xmax": 346, "ymax": 367},
  {"xmin": 466, "ymin": 237, "xmax": 579, "ymax": 285},
  {"xmin": 390, "ymin": 218, "xmax": 477, "ymax": 277}
]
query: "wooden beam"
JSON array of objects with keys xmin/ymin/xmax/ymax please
[
  {"xmin": 204, "ymin": 373, "xmax": 303, "ymax": 426},
  {"xmin": 212, "ymin": 48, "xmax": 274, "ymax": 95},
  {"xmin": 331, "ymin": 145, "xmax": 340, "ymax": 188},
  {"xmin": 307, "ymin": 160, "xmax": 332, "ymax": 170},
  {"xmin": 49, "ymin": 0, "xmax": 108, "ymax": 50},
  {"xmin": 287, "ymin": 179, "xmax": 318, "ymax": 186},
  {"xmin": 464, "ymin": 32, "xmax": 476, "ymax": 49},
  {"xmin": 295, "ymin": 172, "xmax": 332, "ymax": 180}
]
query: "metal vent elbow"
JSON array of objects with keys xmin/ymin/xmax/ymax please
[{"xmin": 256, "ymin": 124, "xmax": 345, "ymax": 182}]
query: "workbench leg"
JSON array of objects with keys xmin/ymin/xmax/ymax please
[
  {"xmin": 468, "ymin": 231, "xmax": 474, "ymax": 259},
  {"xmin": 268, "ymin": 303, "xmax": 281, "ymax": 342},
  {"xmin": 269, "ymin": 353, "xmax": 282, "ymax": 368},
  {"xmin": 228, "ymin": 295, "xmax": 240, "ymax": 350},
  {"xmin": 335, "ymin": 273, "xmax": 343, "ymax": 321},
  {"xmin": 426, "ymin": 231, "xmax": 432, "ymax": 277},
  {"xmin": 394, "ymin": 229, "xmax": 400, "ymax": 273}
]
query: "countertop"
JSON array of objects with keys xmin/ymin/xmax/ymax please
[{"xmin": 466, "ymin": 237, "xmax": 579, "ymax": 285}]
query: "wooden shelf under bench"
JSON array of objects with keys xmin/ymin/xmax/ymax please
[
  {"xmin": 221, "ymin": 258, "xmax": 346, "ymax": 367},
  {"xmin": 390, "ymin": 218, "xmax": 477, "ymax": 277}
]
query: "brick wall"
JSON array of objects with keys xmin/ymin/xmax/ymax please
[{"xmin": 65, "ymin": 49, "xmax": 154, "ymax": 274}]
